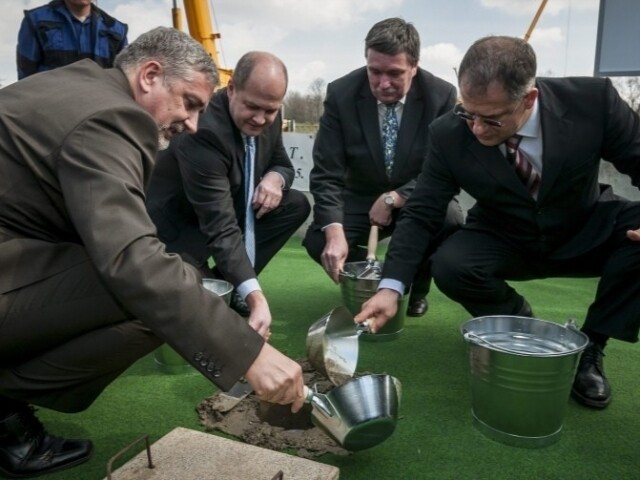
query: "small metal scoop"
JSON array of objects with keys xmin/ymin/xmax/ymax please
[{"xmin": 357, "ymin": 225, "xmax": 382, "ymax": 280}]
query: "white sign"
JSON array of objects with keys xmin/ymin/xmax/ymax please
[{"xmin": 283, "ymin": 132, "xmax": 314, "ymax": 192}]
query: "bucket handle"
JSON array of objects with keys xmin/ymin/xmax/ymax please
[{"xmin": 462, "ymin": 329, "xmax": 579, "ymax": 357}]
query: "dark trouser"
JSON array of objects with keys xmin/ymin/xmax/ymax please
[
  {"xmin": 0, "ymin": 260, "xmax": 162, "ymax": 413},
  {"xmin": 167, "ymin": 189, "xmax": 310, "ymax": 278},
  {"xmin": 303, "ymin": 199, "xmax": 464, "ymax": 299},
  {"xmin": 431, "ymin": 202, "xmax": 640, "ymax": 342}
]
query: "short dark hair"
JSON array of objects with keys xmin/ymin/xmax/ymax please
[
  {"xmin": 364, "ymin": 17, "xmax": 420, "ymax": 66},
  {"xmin": 458, "ymin": 36, "xmax": 536, "ymax": 101}
]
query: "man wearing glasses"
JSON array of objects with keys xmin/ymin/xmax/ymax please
[{"xmin": 357, "ymin": 35, "xmax": 640, "ymax": 410}]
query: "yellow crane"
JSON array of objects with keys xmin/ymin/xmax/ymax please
[{"xmin": 171, "ymin": 0, "xmax": 233, "ymax": 86}]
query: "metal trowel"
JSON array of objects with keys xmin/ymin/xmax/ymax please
[{"xmin": 212, "ymin": 378, "xmax": 253, "ymax": 412}]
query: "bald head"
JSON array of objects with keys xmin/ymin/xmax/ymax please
[{"xmin": 227, "ymin": 51, "xmax": 288, "ymax": 137}]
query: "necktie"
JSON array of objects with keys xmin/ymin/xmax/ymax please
[
  {"xmin": 244, "ymin": 136, "xmax": 256, "ymax": 266},
  {"xmin": 505, "ymin": 134, "xmax": 540, "ymax": 195},
  {"xmin": 382, "ymin": 102, "xmax": 399, "ymax": 178}
]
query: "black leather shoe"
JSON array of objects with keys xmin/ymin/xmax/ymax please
[
  {"xmin": 571, "ymin": 342, "xmax": 611, "ymax": 409},
  {"xmin": 406, "ymin": 297, "xmax": 428, "ymax": 317},
  {"xmin": 230, "ymin": 291, "xmax": 251, "ymax": 317},
  {"xmin": 0, "ymin": 405, "xmax": 93, "ymax": 478},
  {"xmin": 516, "ymin": 299, "xmax": 534, "ymax": 317}
]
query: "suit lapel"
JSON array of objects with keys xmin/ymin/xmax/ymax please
[
  {"xmin": 536, "ymin": 85, "xmax": 572, "ymax": 201},
  {"xmin": 393, "ymin": 85, "xmax": 422, "ymax": 181},
  {"xmin": 468, "ymin": 140, "xmax": 531, "ymax": 198},
  {"xmin": 357, "ymin": 84, "xmax": 388, "ymax": 180}
]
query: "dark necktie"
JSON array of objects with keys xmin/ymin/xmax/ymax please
[
  {"xmin": 505, "ymin": 134, "xmax": 540, "ymax": 195},
  {"xmin": 244, "ymin": 136, "xmax": 256, "ymax": 266},
  {"xmin": 382, "ymin": 102, "xmax": 399, "ymax": 178}
]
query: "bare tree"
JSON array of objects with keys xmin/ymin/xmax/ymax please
[
  {"xmin": 612, "ymin": 76, "xmax": 640, "ymax": 114},
  {"xmin": 307, "ymin": 77, "xmax": 326, "ymax": 123}
]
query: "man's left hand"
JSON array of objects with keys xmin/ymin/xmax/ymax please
[
  {"xmin": 626, "ymin": 227, "xmax": 640, "ymax": 242},
  {"xmin": 253, "ymin": 172, "xmax": 284, "ymax": 219}
]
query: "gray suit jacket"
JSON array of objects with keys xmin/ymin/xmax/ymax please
[
  {"xmin": 384, "ymin": 77, "xmax": 640, "ymax": 285},
  {"xmin": 0, "ymin": 60, "xmax": 263, "ymax": 389},
  {"xmin": 309, "ymin": 66, "xmax": 457, "ymax": 227}
]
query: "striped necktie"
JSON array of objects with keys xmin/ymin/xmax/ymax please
[
  {"xmin": 244, "ymin": 136, "xmax": 256, "ymax": 266},
  {"xmin": 505, "ymin": 134, "xmax": 540, "ymax": 195},
  {"xmin": 382, "ymin": 102, "xmax": 398, "ymax": 178}
]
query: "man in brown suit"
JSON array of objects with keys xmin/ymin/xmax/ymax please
[{"xmin": 0, "ymin": 27, "xmax": 304, "ymax": 479}]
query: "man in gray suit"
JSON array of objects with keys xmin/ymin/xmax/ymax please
[
  {"xmin": 0, "ymin": 27, "xmax": 304, "ymax": 478},
  {"xmin": 303, "ymin": 17, "xmax": 462, "ymax": 317},
  {"xmin": 358, "ymin": 36, "xmax": 640, "ymax": 410}
]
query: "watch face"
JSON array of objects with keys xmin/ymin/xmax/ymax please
[{"xmin": 384, "ymin": 195, "xmax": 394, "ymax": 206}]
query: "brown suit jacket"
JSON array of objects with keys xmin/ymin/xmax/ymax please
[{"xmin": 0, "ymin": 60, "xmax": 262, "ymax": 389}]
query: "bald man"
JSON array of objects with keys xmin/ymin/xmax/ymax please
[{"xmin": 147, "ymin": 51, "xmax": 310, "ymax": 335}]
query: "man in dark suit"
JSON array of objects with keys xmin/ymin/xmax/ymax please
[
  {"xmin": 147, "ymin": 51, "xmax": 310, "ymax": 334},
  {"xmin": 0, "ymin": 29, "xmax": 305, "ymax": 478},
  {"xmin": 303, "ymin": 17, "xmax": 462, "ymax": 317},
  {"xmin": 357, "ymin": 36, "xmax": 640, "ymax": 410}
]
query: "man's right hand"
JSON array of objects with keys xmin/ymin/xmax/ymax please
[
  {"xmin": 354, "ymin": 288, "xmax": 400, "ymax": 333},
  {"xmin": 244, "ymin": 342, "xmax": 305, "ymax": 412},
  {"xmin": 320, "ymin": 225, "xmax": 349, "ymax": 283}
]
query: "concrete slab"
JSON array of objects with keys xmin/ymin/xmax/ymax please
[{"xmin": 104, "ymin": 427, "xmax": 340, "ymax": 480}]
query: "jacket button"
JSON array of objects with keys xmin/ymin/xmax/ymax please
[
  {"xmin": 213, "ymin": 369, "xmax": 222, "ymax": 378},
  {"xmin": 194, "ymin": 352, "xmax": 203, "ymax": 361}
]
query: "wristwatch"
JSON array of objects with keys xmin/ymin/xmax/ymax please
[{"xmin": 383, "ymin": 193, "xmax": 395, "ymax": 208}]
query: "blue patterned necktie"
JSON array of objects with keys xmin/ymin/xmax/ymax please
[
  {"xmin": 244, "ymin": 136, "xmax": 256, "ymax": 266},
  {"xmin": 382, "ymin": 102, "xmax": 399, "ymax": 177},
  {"xmin": 505, "ymin": 134, "xmax": 540, "ymax": 196}
]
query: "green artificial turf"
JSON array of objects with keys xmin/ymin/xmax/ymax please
[{"xmin": 32, "ymin": 239, "xmax": 639, "ymax": 479}]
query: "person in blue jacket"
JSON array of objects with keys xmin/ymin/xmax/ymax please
[{"xmin": 17, "ymin": 0, "xmax": 128, "ymax": 80}]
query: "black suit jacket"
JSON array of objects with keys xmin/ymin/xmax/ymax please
[
  {"xmin": 384, "ymin": 76, "xmax": 640, "ymax": 285},
  {"xmin": 309, "ymin": 66, "xmax": 457, "ymax": 227},
  {"xmin": 147, "ymin": 88, "xmax": 294, "ymax": 286}
]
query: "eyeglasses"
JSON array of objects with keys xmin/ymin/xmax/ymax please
[{"xmin": 453, "ymin": 103, "xmax": 505, "ymax": 128}]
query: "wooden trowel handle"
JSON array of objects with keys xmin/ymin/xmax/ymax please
[{"xmin": 366, "ymin": 225, "xmax": 379, "ymax": 262}]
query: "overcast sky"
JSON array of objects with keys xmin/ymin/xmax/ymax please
[{"xmin": 1, "ymin": 0, "xmax": 602, "ymax": 93}]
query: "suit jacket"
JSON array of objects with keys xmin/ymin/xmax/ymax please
[
  {"xmin": 0, "ymin": 60, "xmax": 262, "ymax": 390},
  {"xmin": 147, "ymin": 88, "xmax": 295, "ymax": 286},
  {"xmin": 309, "ymin": 66, "xmax": 457, "ymax": 227},
  {"xmin": 384, "ymin": 76, "xmax": 640, "ymax": 286}
]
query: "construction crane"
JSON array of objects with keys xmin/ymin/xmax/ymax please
[{"xmin": 171, "ymin": 0, "xmax": 233, "ymax": 86}]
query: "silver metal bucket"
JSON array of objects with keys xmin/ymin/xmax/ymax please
[
  {"xmin": 154, "ymin": 278, "xmax": 233, "ymax": 374},
  {"xmin": 461, "ymin": 315, "xmax": 589, "ymax": 448},
  {"xmin": 339, "ymin": 261, "xmax": 406, "ymax": 341},
  {"xmin": 305, "ymin": 374, "xmax": 402, "ymax": 451}
]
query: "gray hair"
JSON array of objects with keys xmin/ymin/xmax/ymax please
[
  {"xmin": 114, "ymin": 26, "xmax": 219, "ymax": 88},
  {"xmin": 365, "ymin": 17, "xmax": 420, "ymax": 66},
  {"xmin": 458, "ymin": 36, "xmax": 536, "ymax": 101},
  {"xmin": 232, "ymin": 51, "xmax": 288, "ymax": 90}
]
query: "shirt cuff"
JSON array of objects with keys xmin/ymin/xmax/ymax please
[
  {"xmin": 321, "ymin": 222, "xmax": 343, "ymax": 231},
  {"xmin": 378, "ymin": 278, "xmax": 406, "ymax": 296},
  {"xmin": 236, "ymin": 279, "xmax": 262, "ymax": 299}
]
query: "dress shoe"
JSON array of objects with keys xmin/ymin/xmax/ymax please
[
  {"xmin": 406, "ymin": 297, "xmax": 428, "ymax": 317},
  {"xmin": 230, "ymin": 291, "xmax": 251, "ymax": 317},
  {"xmin": 571, "ymin": 342, "xmax": 611, "ymax": 409},
  {"xmin": 0, "ymin": 405, "xmax": 92, "ymax": 478}
]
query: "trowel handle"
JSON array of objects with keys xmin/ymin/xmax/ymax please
[
  {"xmin": 302, "ymin": 385, "xmax": 333, "ymax": 417},
  {"xmin": 366, "ymin": 225, "xmax": 379, "ymax": 262}
]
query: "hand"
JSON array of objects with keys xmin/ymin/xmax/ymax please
[
  {"xmin": 244, "ymin": 343, "xmax": 305, "ymax": 412},
  {"xmin": 244, "ymin": 290, "xmax": 272, "ymax": 339},
  {"xmin": 627, "ymin": 228, "xmax": 640, "ymax": 242},
  {"xmin": 253, "ymin": 172, "xmax": 284, "ymax": 219},
  {"xmin": 369, "ymin": 191, "xmax": 405, "ymax": 227},
  {"xmin": 321, "ymin": 225, "xmax": 349, "ymax": 283},
  {"xmin": 354, "ymin": 288, "xmax": 400, "ymax": 333}
]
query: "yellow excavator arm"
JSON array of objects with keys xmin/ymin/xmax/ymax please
[{"xmin": 172, "ymin": 0, "xmax": 233, "ymax": 86}]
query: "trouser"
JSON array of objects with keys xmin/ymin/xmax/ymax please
[
  {"xmin": 167, "ymin": 189, "xmax": 310, "ymax": 278},
  {"xmin": 431, "ymin": 202, "xmax": 640, "ymax": 342},
  {"xmin": 303, "ymin": 199, "xmax": 463, "ymax": 299},
  {"xmin": 0, "ymin": 260, "xmax": 162, "ymax": 413}
]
